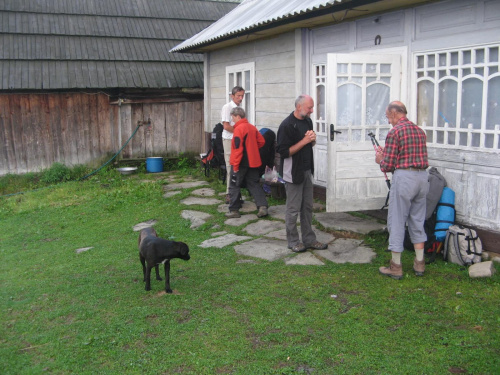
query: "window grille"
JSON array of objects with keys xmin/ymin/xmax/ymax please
[
  {"xmin": 313, "ymin": 64, "xmax": 327, "ymax": 135},
  {"xmin": 416, "ymin": 44, "xmax": 500, "ymax": 150}
]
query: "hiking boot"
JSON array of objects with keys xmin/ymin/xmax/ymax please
[
  {"xmin": 225, "ymin": 210, "xmax": 241, "ymax": 218},
  {"xmin": 413, "ymin": 258, "xmax": 425, "ymax": 276},
  {"xmin": 288, "ymin": 243, "xmax": 306, "ymax": 253},
  {"xmin": 257, "ymin": 206, "xmax": 268, "ymax": 218},
  {"xmin": 379, "ymin": 260, "xmax": 403, "ymax": 280},
  {"xmin": 225, "ymin": 194, "xmax": 231, "ymax": 204},
  {"xmin": 306, "ymin": 241, "xmax": 328, "ymax": 250}
]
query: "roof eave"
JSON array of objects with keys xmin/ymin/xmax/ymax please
[{"xmin": 171, "ymin": 0, "xmax": 437, "ymax": 53}]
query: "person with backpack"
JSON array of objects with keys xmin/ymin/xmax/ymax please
[
  {"xmin": 375, "ymin": 101, "xmax": 429, "ymax": 279},
  {"xmin": 221, "ymin": 86, "xmax": 245, "ymax": 204},
  {"xmin": 225, "ymin": 107, "xmax": 268, "ymax": 219}
]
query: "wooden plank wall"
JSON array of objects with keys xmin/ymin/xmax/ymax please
[
  {"xmin": 120, "ymin": 100, "xmax": 204, "ymax": 159},
  {"xmin": 0, "ymin": 93, "xmax": 204, "ymax": 175}
]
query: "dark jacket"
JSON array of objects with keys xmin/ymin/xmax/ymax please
[{"xmin": 276, "ymin": 112, "xmax": 314, "ymax": 184}]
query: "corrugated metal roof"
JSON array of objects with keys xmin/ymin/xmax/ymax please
[
  {"xmin": 171, "ymin": 0, "xmax": 347, "ymax": 52},
  {"xmin": 0, "ymin": 0, "xmax": 239, "ymax": 90}
]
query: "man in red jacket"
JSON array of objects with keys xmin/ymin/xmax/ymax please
[{"xmin": 226, "ymin": 107, "xmax": 269, "ymax": 219}]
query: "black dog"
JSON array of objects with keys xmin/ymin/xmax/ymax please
[{"xmin": 138, "ymin": 227, "xmax": 190, "ymax": 293}]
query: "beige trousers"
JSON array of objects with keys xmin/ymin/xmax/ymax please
[{"xmin": 222, "ymin": 138, "xmax": 232, "ymax": 193}]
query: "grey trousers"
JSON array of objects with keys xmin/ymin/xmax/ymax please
[
  {"xmin": 228, "ymin": 166, "xmax": 268, "ymax": 212},
  {"xmin": 387, "ymin": 169, "xmax": 429, "ymax": 252},
  {"xmin": 284, "ymin": 170, "xmax": 316, "ymax": 248}
]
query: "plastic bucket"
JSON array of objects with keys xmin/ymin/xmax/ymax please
[{"xmin": 146, "ymin": 157, "xmax": 164, "ymax": 173}]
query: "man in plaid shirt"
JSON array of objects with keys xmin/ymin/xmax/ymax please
[{"xmin": 375, "ymin": 101, "xmax": 429, "ymax": 279}]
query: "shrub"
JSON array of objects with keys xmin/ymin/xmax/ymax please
[{"xmin": 41, "ymin": 162, "xmax": 72, "ymax": 184}]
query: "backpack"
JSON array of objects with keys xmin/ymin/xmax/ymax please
[
  {"xmin": 403, "ymin": 211, "xmax": 438, "ymax": 255},
  {"xmin": 403, "ymin": 169, "xmax": 446, "ymax": 259},
  {"xmin": 258, "ymin": 128, "xmax": 276, "ymax": 176},
  {"xmin": 443, "ymin": 225, "xmax": 483, "ymax": 266},
  {"xmin": 201, "ymin": 123, "xmax": 225, "ymax": 169}
]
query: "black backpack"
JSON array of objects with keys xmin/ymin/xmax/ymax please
[
  {"xmin": 258, "ymin": 128, "xmax": 276, "ymax": 176},
  {"xmin": 202, "ymin": 123, "xmax": 225, "ymax": 169}
]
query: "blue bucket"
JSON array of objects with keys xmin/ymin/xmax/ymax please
[{"xmin": 146, "ymin": 157, "xmax": 164, "ymax": 173}]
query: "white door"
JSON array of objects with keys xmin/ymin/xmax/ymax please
[{"xmin": 326, "ymin": 53, "xmax": 401, "ymax": 212}]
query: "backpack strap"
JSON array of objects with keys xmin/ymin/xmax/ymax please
[
  {"xmin": 443, "ymin": 230, "xmax": 450, "ymax": 259},
  {"xmin": 454, "ymin": 232, "xmax": 468, "ymax": 265},
  {"xmin": 464, "ymin": 228, "xmax": 481, "ymax": 257}
]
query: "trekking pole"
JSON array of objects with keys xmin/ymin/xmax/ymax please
[{"xmin": 368, "ymin": 131, "xmax": 391, "ymax": 209}]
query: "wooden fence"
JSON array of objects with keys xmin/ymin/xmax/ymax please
[{"xmin": 0, "ymin": 92, "xmax": 204, "ymax": 175}]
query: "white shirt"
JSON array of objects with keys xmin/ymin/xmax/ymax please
[{"xmin": 221, "ymin": 100, "xmax": 238, "ymax": 140}]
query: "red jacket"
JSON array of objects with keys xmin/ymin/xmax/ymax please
[{"xmin": 230, "ymin": 118, "xmax": 265, "ymax": 172}]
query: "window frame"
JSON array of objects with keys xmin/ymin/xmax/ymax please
[{"xmin": 226, "ymin": 62, "xmax": 255, "ymax": 124}]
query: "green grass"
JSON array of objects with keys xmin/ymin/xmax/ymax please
[{"xmin": 1, "ymin": 165, "xmax": 499, "ymax": 374}]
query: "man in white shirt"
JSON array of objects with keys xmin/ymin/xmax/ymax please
[{"xmin": 221, "ymin": 86, "xmax": 245, "ymax": 203}]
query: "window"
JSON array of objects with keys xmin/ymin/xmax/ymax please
[
  {"xmin": 226, "ymin": 62, "xmax": 255, "ymax": 124},
  {"xmin": 313, "ymin": 64, "xmax": 327, "ymax": 134},
  {"xmin": 416, "ymin": 44, "xmax": 500, "ymax": 150}
]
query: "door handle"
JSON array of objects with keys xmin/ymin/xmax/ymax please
[{"xmin": 330, "ymin": 124, "xmax": 341, "ymax": 141}]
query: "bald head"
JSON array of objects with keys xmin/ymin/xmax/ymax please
[
  {"xmin": 387, "ymin": 101, "xmax": 407, "ymax": 115},
  {"xmin": 386, "ymin": 101, "xmax": 408, "ymax": 126}
]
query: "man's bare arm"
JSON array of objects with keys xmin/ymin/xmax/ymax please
[{"xmin": 222, "ymin": 121, "xmax": 233, "ymax": 133}]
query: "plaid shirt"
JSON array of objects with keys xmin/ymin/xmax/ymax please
[{"xmin": 380, "ymin": 117, "xmax": 428, "ymax": 173}]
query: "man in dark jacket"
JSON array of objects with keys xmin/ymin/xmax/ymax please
[
  {"xmin": 277, "ymin": 95, "xmax": 328, "ymax": 253},
  {"xmin": 226, "ymin": 107, "xmax": 269, "ymax": 219}
]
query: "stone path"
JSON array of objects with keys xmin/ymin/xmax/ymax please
[{"xmin": 134, "ymin": 178, "xmax": 387, "ymax": 266}]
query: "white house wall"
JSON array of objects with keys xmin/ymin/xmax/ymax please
[
  {"xmin": 206, "ymin": 31, "xmax": 298, "ymax": 132},
  {"xmin": 204, "ymin": 0, "xmax": 500, "ymax": 232},
  {"xmin": 309, "ymin": 0, "xmax": 500, "ymax": 231}
]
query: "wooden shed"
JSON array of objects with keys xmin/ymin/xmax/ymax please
[{"xmin": 0, "ymin": 0, "xmax": 240, "ymax": 175}]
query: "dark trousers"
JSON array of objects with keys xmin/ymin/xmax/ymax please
[
  {"xmin": 228, "ymin": 166, "xmax": 268, "ymax": 211},
  {"xmin": 284, "ymin": 170, "xmax": 316, "ymax": 248}
]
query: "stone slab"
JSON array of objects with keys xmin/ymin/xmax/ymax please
[
  {"xmin": 181, "ymin": 210, "xmax": 211, "ymax": 229},
  {"xmin": 264, "ymin": 204, "xmax": 324, "ymax": 221},
  {"xmin": 267, "ymin": 205, "xmax": 287, "ymax": 221},
  {"xmin": 224, "ymin": 214, "xmax": 259, "ymax": 227},
  {"xmin": 285, "ymin": 252, "xmax": 325, "ymax": 266},
  {"xmin": 218, "ymin": 200, "xmax": 256, "ymax": 213},
  {"xmin": 180, "ymin": 197, "xmax": 221, "ymax": 206},
  {"xmin": 191, "ymin": 188, "xmax": 216, "ymax": 197},
  {"xmin": 264, "ymin": 227, "xmax": 335, "ymax": 245},
  {"xmin": 163, "ymin": 190, "xmax": 182, "ymax": 198},
  {"xmin": 133, "ymin": 219, "xmax": 157, "ymax": 231},
  {"xmin": 314, "ymin": 238, "xmax": 376, "ymax": 264},
  {"xmin": 234, "ymin": 238, "xmax": 292, "ymax": 261},
  {"xmin": 164, "ymin": 181, "xmax": 209, "ymax": 191},
  {"xmin": 199, "ymin": 234, "xmax": 252, "ymax": 249},
  {"xmin": 243, "ymin": 220, "xmax": 286, "ymax": 236},
  {"xmin": 314, "ymin": 212, "xmax": 386, "ymax": 234}
]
